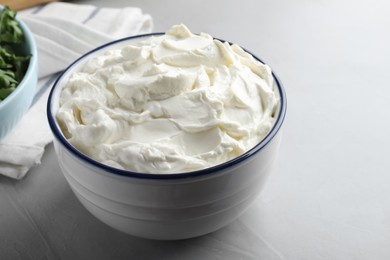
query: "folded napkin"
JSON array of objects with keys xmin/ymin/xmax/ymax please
[{"xmin": 0, "ymin": 2, "xmax": 153, "ymax": 179}]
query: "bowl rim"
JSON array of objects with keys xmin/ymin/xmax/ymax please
[
  {"xmin": 0, "ymin": 6, "xmax": 38, "ymax": 109},
  {"xmin": 47, "ymin": 32, "xmax": 287, "ymax": 180}
]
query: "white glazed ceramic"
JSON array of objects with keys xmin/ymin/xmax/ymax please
[{"xmin": 47, "ymin": 33, "xmax": 287, "ymax": 240}]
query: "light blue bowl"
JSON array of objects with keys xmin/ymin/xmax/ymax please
[{"xmin": 0, "ymin": 7, "xmax": 38, "ymax": 141}]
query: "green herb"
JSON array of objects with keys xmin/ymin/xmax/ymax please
[{"xmin": 0, "ymin": 6, "xmax": 31, "ymax": 101}]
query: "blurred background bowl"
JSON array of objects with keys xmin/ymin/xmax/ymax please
[
  {"xmin": 0, "ymin": 6, "xmax": 38, "ymax": 141},
  {"xmin": 47, "ymin": 34, "xmax": 287, "ymax": 240}
]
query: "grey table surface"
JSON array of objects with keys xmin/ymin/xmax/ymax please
[{"xmin": 1, "ymin": 0, "xmax": 390, "ymax": 259}]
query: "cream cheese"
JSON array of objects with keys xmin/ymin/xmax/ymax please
[{"xmin": 56, "ymin": 24, "xmax": 279, "ymax": 173}]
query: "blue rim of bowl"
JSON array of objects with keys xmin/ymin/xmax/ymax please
[
  {"xmin": 47, "ymin": 33, "xmax": 287, "ymax": 180},
  {"xmin": 0, "ymin": 6, "xmax": 38, "ymax": 109}
]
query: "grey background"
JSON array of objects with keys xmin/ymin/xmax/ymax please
[{"xmin": 1, "ymin": 0, "xmax": 390, "ymax": 259}]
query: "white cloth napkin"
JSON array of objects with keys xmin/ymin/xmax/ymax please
[{"xmin": 0, "ymin": 2, "xmax": 153, "ymax": 179}]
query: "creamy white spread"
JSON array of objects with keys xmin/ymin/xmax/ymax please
[{"xmin": 56, "ymin": 24, "xmax": 279, "ymax": 174}]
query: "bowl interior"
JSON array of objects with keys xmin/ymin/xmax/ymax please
[{"xmin": 47, "ymin": 33, "xmax": 287, "ymax": 180}]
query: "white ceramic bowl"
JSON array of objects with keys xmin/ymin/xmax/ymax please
[
  {"xmin": 0, "ymin": 6, "xmax": 38, "ymax": 140},
  {"xmin": 47, "ymin": 34, "xmax": 287, "ymax": 240}
]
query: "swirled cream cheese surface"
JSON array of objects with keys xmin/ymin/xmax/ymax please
[{"xmin": 56, "ymin": 24, "xmax": 279, "ymax": 173}]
